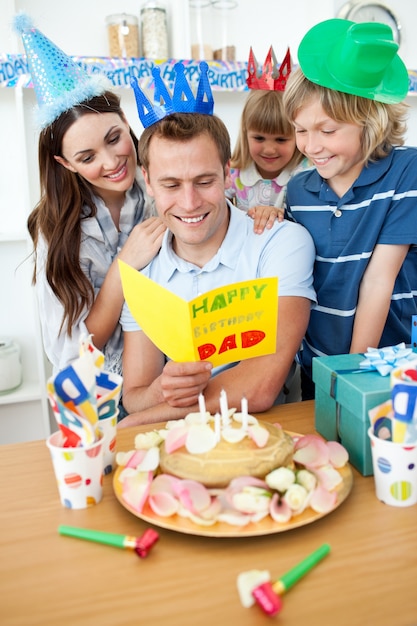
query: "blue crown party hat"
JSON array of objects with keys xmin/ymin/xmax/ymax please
[
  {"xmin": 131, "ymin": 61, "xmax": 214, "ymax": 128},
  {"xmin": 13, "ymin": 13, "xmax": 109, "ymax": 129}
]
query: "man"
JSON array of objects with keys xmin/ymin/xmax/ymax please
[{"xmin": 119, "ymin": 112, "xmax": 315, "ymax": 426}]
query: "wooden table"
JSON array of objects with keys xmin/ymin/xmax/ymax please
[{"xmin": 1, "ymin": 401, "xmax": 416, "ymax": 626}]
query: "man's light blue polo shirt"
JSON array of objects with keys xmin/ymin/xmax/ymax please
[{"xmin": 121, "ymin": 202, "xmax": 316, "ymax": 374}]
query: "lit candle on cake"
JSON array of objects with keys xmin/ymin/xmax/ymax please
[
  {"xmin": 220, "ymin": 389, "xmax": 229, "ymax": 427},
  {"xmin": 214, "ymin": 412, "xmax": 221, "ymax": 442},
  {"xmin": 198, "ymin": 393, "xmax": 207, "ymax": 423},
  {"xmin": 241, "ymin": 397, "xmax": 249, "ymax": 431}
]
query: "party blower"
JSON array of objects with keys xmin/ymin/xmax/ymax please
[
  {"xmin": 237, "ymin": 543, "xmax": 330, "ymax": 616},
  {"xmin": 58, "ymin": 525, "xmax": 159, "ymax": 558}
]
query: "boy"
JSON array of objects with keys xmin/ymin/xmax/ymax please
[{"xmin": 283, "ymin": 19, "xmax": 417, "ymax": 399}]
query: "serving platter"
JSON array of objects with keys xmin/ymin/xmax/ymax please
[
  {"xmin": 113, "ymin": 466, "xmax": 352, "ymax": 538},
  {"xmin": 113, "ymin": 430, "xmax": 353, "ymax": 537}
]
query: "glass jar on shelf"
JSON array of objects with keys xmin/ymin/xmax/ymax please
[
  {"xmin": 140, "ymin": 1, "xmax": 169, "ymax": 59},
  {"xmin": 211, "ymin": 0, "xmax": 238, "ymax": 62},
  {"xmin": 189, "ymin": 0, "xmax": 213, "ymax": 61},
  {"xmin": 105, "ymin": 13, "xmax": 140, "ymax": 58}
]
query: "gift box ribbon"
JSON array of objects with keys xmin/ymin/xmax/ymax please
[{"xmin": 359, "ymin": 343, "xmax": 417, "ymax": 376}]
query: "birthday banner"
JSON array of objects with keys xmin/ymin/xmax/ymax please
[
  {"xmin": 119, "ymin": 260, "xmax": 278, "ymax": 368},
  {"xmin": 2, "ymin": 54, "xmax": 417, "ymax": 94},
  {"xmin": 0, "ymin": 54, "xmax": 249, "ymax": 91}
]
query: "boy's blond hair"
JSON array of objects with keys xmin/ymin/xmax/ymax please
[
  {"xmin": 231, "ymin": 89, "xmax": 304, "ymax": 170},
  {"xmin": 284, "ymin": 67, "xmax": 408, "ymax": 164}
]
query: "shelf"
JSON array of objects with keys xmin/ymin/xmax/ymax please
[
  {"xmin": 2, "ymin": 54, "xmax": 417, "ymax": 94},
  {"xmin": 0, "ymin": 231, "xmax": 30, "ymax": 243},
  {"xmin": 0, "ymin": 380, "xmax": 43, "ymax": 405}
]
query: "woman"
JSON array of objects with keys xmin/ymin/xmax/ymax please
[
  {"xmin": 28, "ymin": 90, "xmax": 165, "ymax": 376},
  {"xmin": 14, "ymin": 13, "xmax": 166, "ymax": 378}
]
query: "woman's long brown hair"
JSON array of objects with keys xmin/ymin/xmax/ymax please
[{"xmin": 27, "ymin": 91, "xmax": 139, "ymax": 336}]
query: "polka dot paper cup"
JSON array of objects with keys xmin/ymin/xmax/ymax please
[
  {"xmin": 368, "ymin": 427, "xmax": 417, "ymax": 507},
  {"xmin": 46, "ymin": 431, "xmax": 104, "ymax": 509}
]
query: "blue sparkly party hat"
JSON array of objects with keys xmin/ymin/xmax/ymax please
[
  {"xmin": 131, "ymin": 61, "xmax": 214, "ymax": 128},
  {"xmin": 13, "ymin": 13, "xmax": 109, "ymax": 129}
]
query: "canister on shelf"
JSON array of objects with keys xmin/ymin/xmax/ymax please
[
  {"xmin": 141, "ymin": 1, "xmax": 169, "ymax": 59},
  {"xmin": 189, "ymin": 0, "xmax": 213, "ymax": 61},
  {"xmin": 0, "ymin": 338, "xmax": 22, "ymax": 394},
  {"xmin": 106, "ymin": 13, "xmax": 140, "ymax": 58},
  {"xmin": 212, "ymin": 0, "xmax": 238, "ymax": 62}
]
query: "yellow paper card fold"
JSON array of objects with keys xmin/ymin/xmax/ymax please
[{"xmin": 119, "ymin": 259, "xmax": 278, "ymax": 368}]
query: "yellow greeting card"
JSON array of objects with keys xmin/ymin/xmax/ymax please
[{"xmin": 119, "ymin": 260, "xmax": 278, "ymax": 368}]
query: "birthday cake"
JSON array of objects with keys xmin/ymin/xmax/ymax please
[
  {"xmin": 115, "ymin": 400, "xmax": 350, "ymax": 528},
  {"xmin": 159, "ymin": 414, "xmax": 294, "ymax": 488}
]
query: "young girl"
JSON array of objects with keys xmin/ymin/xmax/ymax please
[
  {"xmin": 16, "ymin": 15, "xmax": 166, "ymax": 379},
  {"xmin": 226, "ymin": 89, "xmax": 309, "ymax": 233},
  {"xmin": 283, "ymin": 19, "xmax": 417, "ymax": 399}
]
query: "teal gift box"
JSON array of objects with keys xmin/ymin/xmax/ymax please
[{"xmin": 312, "ymin": 353, "xmax": 391, "ymax": 476}]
